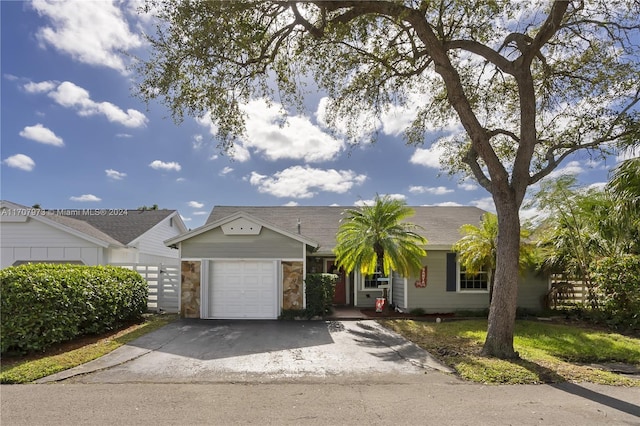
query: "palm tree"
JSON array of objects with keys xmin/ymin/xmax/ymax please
[
  {"xmin": 453, "ymin": 212, "xmax": 534, "ymax": 301},
  {"xmin": 607, "ymin": 157, "xmax": 640, "ymax": 254},
  {"xmin": 333, "ymin": 195, "xmax": 427, "ymax": 306}
]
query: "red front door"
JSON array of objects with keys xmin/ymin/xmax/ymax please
[{"xmin": 327, "ymin": 260, "xmax": 346, "ymax": 305}]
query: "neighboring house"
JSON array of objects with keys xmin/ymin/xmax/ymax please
[
  {"xmin": 0, "ymin": 200, "xmax": 187, "ymax": 268},
  {"xmin": 165, "ymin": 206, "xmax": 549, "ymax": 320}
]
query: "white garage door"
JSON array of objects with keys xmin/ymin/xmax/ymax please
[{"xmin": 208, "ymin": 260, "xmax": 278, "ymax": 319}]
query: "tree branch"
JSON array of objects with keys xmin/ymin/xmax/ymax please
[
  {"xmin": 522, "ymin": 1, "xmax": 569, "ymax": 66},
  {"xmin": 463, "ymin": 146, "xmax": 493, "ymax": 192},
  {"xmin": 445, "ymin": 40, "xmax": 514, "ymax": 74}
]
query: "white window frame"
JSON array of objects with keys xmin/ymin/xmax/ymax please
[
  {"xmin": 357, "ymin": 271, "xmax": 384, "ymax": 292},
  {"xmin": 457, "ymin": 262, "xmax": 489, "ymax": 293}
]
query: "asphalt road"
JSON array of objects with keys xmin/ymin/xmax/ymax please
[
  {"xmin": 2, "ymin": 319, "xmax": 639, "ymax": 425},
  {"xmin": 2, "ymin": 377, "xmax": 639, "ymax": 425}
]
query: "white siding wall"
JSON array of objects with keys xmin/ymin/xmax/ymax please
[
  {"xmin": 107, "ymin": 247, "xmax": 139, "ymax": 264},
  {"xmin": 0, "ymin": 219, "xmax": 103, "ymax": 268},
  {"xmin": 135, "ymin": 215, "xmax": 182, "ymax": 264}
]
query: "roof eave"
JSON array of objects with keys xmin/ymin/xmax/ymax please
[{"xmin": 165, "ymin": 210, "xmax": 319, "ymax": 249}]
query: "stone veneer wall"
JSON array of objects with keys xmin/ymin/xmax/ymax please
[
  {"xmin": 181, "ymin": 260, "xmax": 201, "ymax": 318},
  {"xmin": 282, "ymin": 261, "xmax": 303, "ymax": 310}
]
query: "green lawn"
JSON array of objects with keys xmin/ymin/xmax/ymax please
[
  {"xmin": 381, "ymin": 319, "xmax": 640, "ymax": 386},
  {"xmin": 0, "ymin": 314, "xmax": 178, "ymax": 384}
]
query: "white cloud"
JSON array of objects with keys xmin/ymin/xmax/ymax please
[
  {"xmin": 587, "ymin": 182, "xmax": 607, "ymax": 191},
  {"xmin": 70, "ymin": 194, "xmax": 101, "ymax": 202},
  {"xmin": 116, "ymin": 133, "xmax": 133, "ymax": 138},
  {"xmin": 31, "ymin": 0, "xmax": 142, "ymax": 74},
  {"xmin": 283, "ymin": 201, "xmax": 299, "ymax": 206},
  {"xmin": 47, "ymin": 81, "xmax": 147, "ymax": 128},
  {"xmin": 196, "ymin": 112, "xmax": 251, "ymax": 162},
  {"xmin": 379, "ymin": 105, "xmax": 415, "ymax": 137},
  {"xmin": 23, "ymin": 80, "xmax": 57, "ymax": 94},
  {"xmin": 316, "ymin": 96, "xmax": 379, "ymax": 143},
  {"xmin": 188, "ymin": 201, "xmax": 204, "ymax": 209},
  {"xmin": 316, "ymin": 93, "xmax": 462, "ymax": 141},
  {"xmin": 193, "ymin": 211, "xmax": 208, "ymax": 216},
  {"xmin": 2, "ymin": 154, "xmax": 35, "ymax": 171},
  {"xmin": 180, "ymin": 215, "xmax": 192, "ymax": 222},
  {"xmin": 355, "ymin": 194, "xmax": 407, "ymax": 206},
  {"xmin": 219, "ymin": 166, "xmax": 233, "ymax": 176},
  {"xmin": 470, "ymin": 197, "xmax": 496, "ymax": 213},
  {"xmin": 545, "ymin": 160, "xmax": 585, "ymax": 179},
  {"xmin": 410, "ymin": 142, "xmax": 448, "ymax": 169},
  {"xmin": 249, "ymin": 166, "xmax": 367, "ymax": 198},
  {"xmin": 617, "ymin": 146, "xmax": 639, "ymax": 162},
  {"xmin": 459, "ymin": 182, "xmax": 479, "ymax": 191},
  {"xmin": 433, "ymin": 201, "xmax": 463, "ymax": 207},
  {"xmin": 409, "ymin": 185, "xmax": 453, "ymax": 195},
  {"xmin": 195, "ymin": 113, "xmax": 218, "ymax": 136},
  {"xmin": 105, "ymin": 169, "xmax": 126, "ymax": 180},
  {"xmin": 192, "ymin": 134, "xmax": 204, "ymax": 150},
  {"xmin": 198, "ymin": 99, "xmax": 344, "ymax": 163},
  {"xmin": 149, "ymin": 160, "xmax": 181, "ymax": 172},
  {"xmin": 520, "ymin": 205, "xmax": 543, "ymax": 222},
  {"xmin": 19, "ymin": 123, "xmax": 64, "ymax": 146},
  {"xmin": 176, "ymin": 177, "xmax": 186, "ymax": 182}
]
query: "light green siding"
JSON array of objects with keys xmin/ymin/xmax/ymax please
[
  {"xmin": 353, "ymin": 272, "xmax": 383, "ymax": 308},
  {"xmin": 354, "ymin": 250, "xmax": 549, "ymax": 313},
  {"xmin": 516, "ymin": 272, "xmax": 549, "ymax": 311},
  {"xmin": 404, "ymin": 252, "xmax": 490, "ymax": 313},
  {"xmin": 181, "ymin": 227, "xmax": 304, "ymax": 259}
]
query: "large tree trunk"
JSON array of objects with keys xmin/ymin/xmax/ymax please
[{"xmin": 481, "ymin": 195, "xmax": 521, "ymax": 359}]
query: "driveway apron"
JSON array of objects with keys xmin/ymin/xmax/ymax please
[{"xmin": 40, "ymin": 319, "xmax": 452, "ymax": 384}]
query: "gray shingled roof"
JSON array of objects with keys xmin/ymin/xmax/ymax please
[
  {"xmin": 1, "ymin": 201, "xmax": 121, "ymax": 247},
  {"xmin": 43, "ymin": 213, "xmax": 124, "ymax": 246},
  {"xmin": 53, "ymin": 209, "xmax": 176, "ymax": 245},
  {"xmin": 206, "ymin": 206, "xmax": 486, "ymax": 254}
]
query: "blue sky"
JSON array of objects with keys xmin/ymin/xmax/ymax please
[{"xmin": 1, "ymin": 1, "xmax": 629, "ymax": 229}]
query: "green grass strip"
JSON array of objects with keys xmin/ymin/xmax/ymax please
[
  {"xmin": 381, "ymin": 319, "xmax": 640, "ymax": 386},
  {"xmin": 1, "ymin": 314, "xmax": 177, "ymax": 384}
]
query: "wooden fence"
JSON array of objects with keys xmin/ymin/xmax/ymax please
[
  {"xmin": 113, "ymin": 263, "xmax": 180, "ymax": 313},
  {"xmin": 546, "ymin": 274, "xmax": 590, "ymax": 308}
]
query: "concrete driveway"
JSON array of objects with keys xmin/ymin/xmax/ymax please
[{"xmin": 39, "ymin": 319, "xmax": 452, "ymax": 384}]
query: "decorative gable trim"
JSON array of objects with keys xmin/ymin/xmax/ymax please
[
  {"xmin": 221, "ymin": 217, "xmax": 262, "ymax": 235},
  {"xmin": 165, "ymin": 210, "xmax": 319, "ymax": 249}
]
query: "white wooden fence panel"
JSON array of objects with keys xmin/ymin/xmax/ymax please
[{"xmin": 113, "ymin": 263, "xmax": 179, "ymax": 313}]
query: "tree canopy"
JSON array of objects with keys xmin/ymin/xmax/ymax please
[{"xmin": 136, "ymin": 0, "xmax": 640, "ymax": 359}]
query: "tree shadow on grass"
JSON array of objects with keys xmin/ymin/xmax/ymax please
[{"xmin": 461, "ymin": 355, "xmax": 640, "ymax": 418}]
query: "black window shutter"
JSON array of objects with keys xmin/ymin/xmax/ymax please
[{"xmin": 446, "ymin": 253, "xmax": 457, "ymax": 292}]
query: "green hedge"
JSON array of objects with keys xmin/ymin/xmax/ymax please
[
  {"xmin": 0, "ymin": 264, "xmax": 148, "ymax": 355},
  {"xmin": 591, "ymin": 255, "xmax": 640, "ymax": 330},
  {"xmin": 304, "ymin": 273, "xmax": 338, "ymax": 318}
]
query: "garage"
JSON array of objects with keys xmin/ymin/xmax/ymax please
[
  {"xmin": 166, "ymin": 211, "xmax": 319, "ymax": 319},
  {"xmin": 208, "ymin": 260, "xmax": 278, "ymax": 319}
]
